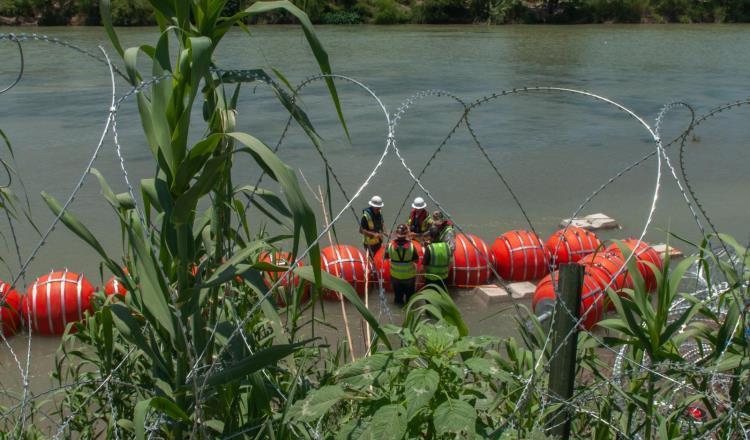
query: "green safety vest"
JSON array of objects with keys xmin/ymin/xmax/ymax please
[
  {"xmin": 426, "ymin": 242, "xmax": 451, "ymax": 279},
  {"xmin": 362, "ymin": 209, "xmax": 382, "ymax": 246},
  {"xmin": 388, "ymin": 242, "xmax": 416, "ymax": 280},
  {"xmin": 439, "ymin": 224, "xmax": 455, "ymax": 242}
]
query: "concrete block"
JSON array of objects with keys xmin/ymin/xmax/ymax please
[
  {"xmin": 652, "ymin": 243, "xmax": 684, "ymax": 260},
  {"xmin": 560, "ymin": 213, "xmax": 620, "ymax": 231},
  {"xmin": 473, "ymin": 285, "xmax": 511, "ymax": 305},
  {"xmin": 506, "ymin": 281, "xmax": 536, "ymax": 300}
]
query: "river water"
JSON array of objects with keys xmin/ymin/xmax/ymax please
[{"xmin": 1, "ymin": 24, "xmax": 749, "ymax": 415}]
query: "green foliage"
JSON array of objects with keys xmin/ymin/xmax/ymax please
[
  {"xmin": 30, "ymin": 0, "xmax": 364, "ymax": 438},
  {"xmin": 414, "ymin": 0, "xmax": 471, "ymax": 23},
  {"xmin": 320, "ymin": 10, "xmax": 363, "ymax": 23},
  {"xmin": 373, "ymin": 0, "xmax": 411, "ymax": 24},
  {"xmin": 291, "ymin": 321, "xmax": 534, "ymax": 437},
  {"xmin": 288, "ymin": 289, "xmax": 541, "ymax": 437},
  {"xmin": 1, "ymin": 0, "xmax": 749, "ymax": 23},
  {"xmin": 109, "ymin": 0, "xmax": 155, "ymax": 26},
  {"xmin": 0, "ymin": 0, "xmax": 77, "ymax": 24}
]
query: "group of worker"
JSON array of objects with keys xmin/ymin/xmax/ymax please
[{"xmin": 359, "ymin": 195, "xmax": 457, "ymax": 306}]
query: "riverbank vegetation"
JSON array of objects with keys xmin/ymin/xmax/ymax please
[{"xmin": 1, "ymin": 0, "xmax": 750, "ymax": 25}]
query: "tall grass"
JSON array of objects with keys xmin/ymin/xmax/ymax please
[{"xmin": 27, "ymin": 1, "xmax": 385, "ymax": 438}]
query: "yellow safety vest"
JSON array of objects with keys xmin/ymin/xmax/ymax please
[
  {"xmin": 362, "ymin": 210, "xmax": 382, "ymax": 246},
  {"xmin": 388, "ymin": 242, "xmax": 416, "ymax": 280}
]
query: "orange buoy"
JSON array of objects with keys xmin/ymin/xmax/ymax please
[
  {"xmin": 22, "ymin": 270, "xmax": 95, "ymax": 335},
  {"xmin": 104, "ymin": 274, "xmax": 127, "ymax": 296},
  {"xmin": 449, "ymin": 234, "xmax": 494, "ymax": 288},
  {"xmin": 545, "ymin": 226, "xmax": 601, "ymax": 267},
  {"xmin": 579, "ymin": 252, "xmax": 632, "ymax": 310},
  {"xmin": 532, "ymin": 270, "xmax": 610, "ymax": 330},
  {"xmin": 491, "ymin": 229, "xmax": 548, "ymax": 282},
  {"xmin": 258, "ymin": 251, "xmax": 309, "ymax": 306},
  {"xmin": 0, "ymin": 281, "xmax": 22, "ymax": 336},
  {"xmin": 372, "ymin": 240, "xmax": 424, "ymax": 292},
  {"xmin": 320, "ymin": 245, "xmax": 372, "ymax": 300},
  {"xmin": 606, "ymin": 238, "xmax": 662, "ymax": 292}
]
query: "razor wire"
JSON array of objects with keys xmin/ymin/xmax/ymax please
[{"xmin": 0, "ymin": 33, "xmax": 748, "ymax": 439}]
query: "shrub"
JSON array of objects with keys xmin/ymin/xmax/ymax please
[
  {"xmin": 110, "ymin": 0, "xmax": 156, "ymax": 26},
  {"xmin": 373, "ymin": 0, "xmax": 410, "ymax": 24},
  {"xmin": 414, "ymin": 0, "xmax": 471, "ymax": 23},
  {"xmin": 319, "ymin": 10, "xmax": 363, "ymax": 23}
]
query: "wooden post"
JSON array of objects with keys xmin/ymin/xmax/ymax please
[{"xmin": 545, "ymin": 263, "xmax": 584, "ymax": 440}]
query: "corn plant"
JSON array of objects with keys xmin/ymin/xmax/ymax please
[{"xmin": 36, "ymin": 0, "xmax": 388, "ymax": 438}]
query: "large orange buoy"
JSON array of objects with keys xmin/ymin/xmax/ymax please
[
  {"xmin": 320, "ymin": 245, "xmax": 373, "ymax": 300},
  {"xmin": 545, "ymin": 226, "xmax": 601, "ymax": 267},
  {"xmin": 449, "ymin": 234, "xmax": 494, "ymax": 288},
  {"xmin": 0, "ymin": 281, "xmax": 22, "ymax": 336},
  {"xmin": 606, "ymin": 238, "xmax": 662, "ymax": 292},
  {"xmin": 258, "ymin": 251, "xmax": 309, "ymax": 306},
  {"xmin": 579, "ymin": 252, "xmax": 632, "ymax": 310},
  {"xmin": 491, "ymin": 229, "xmax": 548, "ymax": 282},
  {"xmin": 372, "ymin": 240, "xmax": 424, "ymax": 292},
  {"xmin": 22, "ymin": 270, "xmax": 95, "ymax": 335},
  {"xmin": 532, "ymin": 271, "xmax": 610, "ymax": 330}
]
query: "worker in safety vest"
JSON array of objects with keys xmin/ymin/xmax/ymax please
[
  {"xmin": 428, "ymin": 210, "xmax": 456, "ymax": 253},
  {"xmin": 407, "ymin": 197, "xmax": 430, "ymax": 242},
  {"xmin": 360, "ymin": 195, "xmax": 386, "ymax": 256},
  {"xmin": 384, "ymin": 224, "xmax": 420, "ymax": 305},
  {"xmin": 422, "ymin": 225, "xmax": 452, "ymax": 290}
]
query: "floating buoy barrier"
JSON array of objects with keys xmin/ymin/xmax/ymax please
[
  {"xmin": 373, "ymin": 241, "xmax": 424, "ymax": 292},
  {"xmin": 545, "ymin": 226, "xmax": 601, "ymax": 267},
  {"xmin": 449, "ymin": 234, "xmax": 494, "ymax": 288},
  {"xmin": 0, "ymin": 281, "xmax": 22, "ymax": 336},
  {"xmin": 259, "ymin": 251, "xmax": 309, "ymax": 306},
  {"xmin": 491, "ymin": 229, "xmax": 548, "ymax": 282},
  {"xmin": 22, "ymin": 270, "xmax": 95, "ymax": 335},
  {"xmin": 606, "ymin": 238, "xmax": 663, "ymax": 292},
  {"xmin": 532, "ymin": 270, "xmax": 610, "ymax": 330},
  {"xmin": 579, "ymin": 252, "xmax": 631, "ymax": 310},
  {"xmin": 320, "ymin": 245, "xmax": 372, "ymax": 300},
  {"xmin": 104, "ymin": 274, "xmax": 127, "ymax": 296}
]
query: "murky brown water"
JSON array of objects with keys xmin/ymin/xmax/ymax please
[{"xmin": 1, "ymin": 23, "xmax": 749, "ymax": 429}]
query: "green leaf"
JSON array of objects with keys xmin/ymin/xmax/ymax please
[
  {"xmin": 204, "ymin": 342, "xmax": 306, "ymax": 387},
  {"xmin": 295, "ymin": 265, "xmax": 391, "ymax": 349},
  {"xmin": 404, "ymin": 368, "xmax": 439, "ymax": 420},
  {"xmin": 134, "ymin": 397, "xmax": 189, "ymax": 440},
  {"xmin": 289, "ymin": 384, "xmax": 348, "ymax": 422},
  {"xmin": 464, "ymin": 357, "xmax": 514, "ymax": 382},
  {"xmin": 171, "ymin": 154, "xmax": 228, "ymax": 225},
  {"xmin": 41, "ymin": 192, "xmax": 109, "ymax": 261},
  {"xmin": 406, "ymin": 287, "xmax": 468, "ymax": 337},
  {"xmin": 335, "ymin": 353, "xmax": 395, "ymax": 389},
  {"xmin": 433, "ymin": 398, "xmax": 477, "ymax": 437},
  {"xmin": 230, "ymin": 132, "xmax": 321, "ymax": 289},
  {"xmin": 245, "ymin": 0, "xmax": 349, "ymax": 140},
  {"xmin": 124, "ymin": 211, "xmax": 176, "ymax": 341},
  {"xmin": 173, "ymin": 134, "xmax": 222, "ymax": 192},
  {"xmin": 361, "ymin": 404, "xmax": 407, "ymax": 440},
  {"xmin": 237, "ymin": 185, "xmax": 293, "ymax": 219},
  {"xmin": 100, "ymin": 0, "xmax": 124, "ymax": 58}
]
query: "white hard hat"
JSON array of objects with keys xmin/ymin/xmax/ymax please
[
  {"xmin": 368, "ymin": 195, "xmax": 384, "ymax": 208},
  {"xmin": 411, "ymin": 197, "xmax": 427, "ymax": 209}
]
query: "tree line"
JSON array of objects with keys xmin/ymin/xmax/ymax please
[{"xmin": 1, "ymin": 0, "xmax": 749, "ymax": 26}]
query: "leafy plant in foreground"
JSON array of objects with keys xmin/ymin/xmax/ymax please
[{"xmin": 29, "ymin": 0, "xmax": 388, "ymax": 438}]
